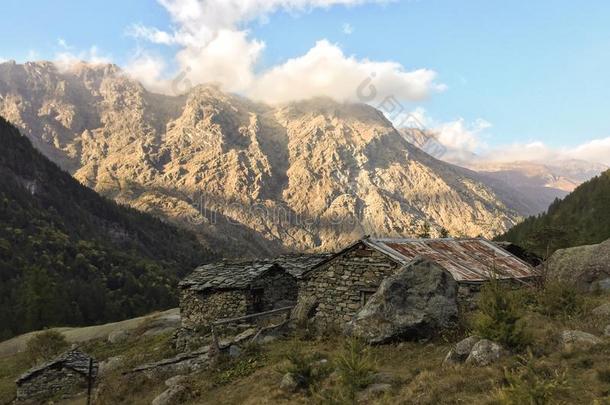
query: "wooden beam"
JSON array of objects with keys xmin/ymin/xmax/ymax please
[{"xmin": 212, "ymin": 306, "xmax": 293, "ymax": 326}]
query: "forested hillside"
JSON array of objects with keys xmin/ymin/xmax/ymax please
[
  {"xmin": 0, "ymin": 117, "xmax": 213, "ymax": 339},
  {"xmin": 498, "ymin": 169, "xmax": 610, "ymax": 256}
]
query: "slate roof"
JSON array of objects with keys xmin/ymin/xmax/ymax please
[
  {"xmin": 180, "ymin": 260, "xmax": 278, "ymax": 291},
  {"xmin": 180, "ymin": 253, "xmax": 332, "ymax": 292},
  {"xmin": 274, "ymin": 253, "xmax": 332, "ymax": 278},
  {"xmin": 17, "ymin": 349, "xmax": 98, "ymax": 384},
  {"xmin": 307, "ymin": 237, "xmax": 537, "ymax": 283}
]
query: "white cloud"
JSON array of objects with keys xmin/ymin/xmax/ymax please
[
  {"xmin": 125, "ymin": 0, "xmax": 442, "ymax": 103},
  {"xmin": 400, "ymin": 108, "xmax": 610, "ymax": 167},
  {"xmin": 124, "ymin": 51, "xmax": 169, "ymax": 94},
  {"xmin": 248, "ymin": 40, "xmax": 442, "ymax": 103},
  {"xmin": 342, "ymin": 22, "xmax": 354, "ymax": 34},
  {"xmin": 26, "ymin": 50, "xmax": 39, "ymax": 61},
  {"xmin": 481, "ymin": 138, "xmax": 610, "ymax": 166},
  {"xmin": 54, "ymin": 46, "xmax": 112, "ymax": 71},
  {"xmin": 57, "ymin": 38, "xmax": 72, "ymax": 50},
  {"xmin": 176, "ymin": 29, "xmax": 265, "ymax": 94},
  {"xmin": 398, "ymin": 107, "xmax": 488, "ymax": 153}
]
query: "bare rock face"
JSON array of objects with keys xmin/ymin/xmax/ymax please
[
  {"xmin": 0, "ymin": 61, "xmax": 525, "ymax": 256},
  {"xmin": 345, "ymin": 259, "xmax": 458, "ymax": 344},
  {"xmin": 546, "ymin": 239, "xmax": 610, "ymax": 292}
]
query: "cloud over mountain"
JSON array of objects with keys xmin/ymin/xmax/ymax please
[{"xmin": 125, "ymin": 0, "xmax": 444, "ymax": 103}]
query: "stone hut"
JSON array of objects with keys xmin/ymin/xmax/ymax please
[
  {"xmin": 16, "ymin": 349, "xmax": 98, "ymax": 402},
  {"xmin": 297, "ymin": 237, "xmax": 537, "ymax": 328},
  {"xmin": 179, "ymin": 255, "xmax": 329, "ymax": 329}
]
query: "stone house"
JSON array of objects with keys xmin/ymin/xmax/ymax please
[
  {"xmin": 16, "ymin": 349, "xmax": 98, "ymax": 402},
  {"xmin": 179, "ymin": 254, "xmax": 329, "ymax": 329},
  {"xmin": 297, "ymin": 237, "xmax": 537, "ymax": 328}
]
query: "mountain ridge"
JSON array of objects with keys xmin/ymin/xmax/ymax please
[{"xmin": 1, "ymin": 61, "xmax": 532, "ymax": 255}]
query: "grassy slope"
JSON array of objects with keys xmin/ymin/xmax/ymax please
[{"xmin": 2, "ymin": 290, "xmax": 609, "ymax": 404}]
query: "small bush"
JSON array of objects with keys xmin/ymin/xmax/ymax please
[
  {"xmin": 279, "ymin": 341, "xmax": 330, "ymax": 392},
  {"xmin": 334, "ymin": 339, "xmax": 377, "ymax": 393},
  {"xmin": 495, "ymin": 351, "xmax": 567, "ymax": 405},
  {"xmin": 597, "ymin": 368, "xmax": 610, "ymax": 384},
  {"xmin": 24, "ymin": 330, "xmax": 69, "ymax": 366},
  {"xmin": 536, "ymin": 281, "xmax": 582, "ymax": 319},
  {"xmin": 471, "ymin": 279, "xmax": 530, "ymax": 349}
]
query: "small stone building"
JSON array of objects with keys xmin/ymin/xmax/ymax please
[
  {"xmin": 298, "ymin": 237, "xmax": 537, "ymax": 328},
  {"xmin": 16, "ymin": 349, "xmax": 98, "ymax": 402},
  {"xmin": 179, "ymin": 255, "xmax": 329, "ymax": 329}
]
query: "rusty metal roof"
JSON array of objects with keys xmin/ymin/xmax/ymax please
[{"xmin": 362, "ymin": 237, "xmax": 536, "ymax": 282}]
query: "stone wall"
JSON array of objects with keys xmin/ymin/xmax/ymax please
[
  {"xmin": 16, "ymin": 368, "xmax": 87, "ymax": 401},
  {"xmin": 251, "ymin": 267, "xmax": 298, "ymax": 312},
  {"xmin": 180, "ymin": 269, "xmax": 297, "ymax": 329},
  {"xmin": 180, "ymin": 289, "xmax": 248, "ymax": 328},
  {"xmin": 297, "ymin": 243, "xmax": 400, "ymax": 328}
]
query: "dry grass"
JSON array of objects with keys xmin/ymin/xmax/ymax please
[{"xmin": 1, "ymin": 291, "xmax": 609, "ymax": 405}]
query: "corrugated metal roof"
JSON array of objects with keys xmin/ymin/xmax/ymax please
[{"xmin": 363, "ymin": 237, "xmax": 536, "ymax": 282}]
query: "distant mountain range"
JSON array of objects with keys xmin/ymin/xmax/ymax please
[
  {"xmin": 1, "ymin": 61, "xmax": 603, "ymax": 256},
  {"xmin": 400, "ymin": 128, "xmax": 608, "ymax": 215},
  {"xmin": 0, "ymin": 116, "xmax": 212, "ymax": 338}
]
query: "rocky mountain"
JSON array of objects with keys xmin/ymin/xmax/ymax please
[
  {"xmin": 0, "ymin": 61, "xmax": 528, "ymax": 255},
  {"xmin": 400, "ymin": 128, "xmax": 607, "ymax": 215},
  {"xmin": 0, "ymin": 116, "xmax": 212, "ymax": 338}
]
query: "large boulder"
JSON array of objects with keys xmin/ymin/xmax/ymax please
[
  {"xmin": 545, "ymin": 239, "xmax": 610, "ymax": 292},
  {"xmin": 345, "ymin": 259, "xmax": 458, "ymax": 344}
]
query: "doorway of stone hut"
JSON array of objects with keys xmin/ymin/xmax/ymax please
[{"xmin": 251, "ymin": 288, "xmax": 265, "ymax": 313}]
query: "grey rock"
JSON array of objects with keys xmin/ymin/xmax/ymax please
[
  {"xmin": 261, "ymin": 335, "xmax": 276, "ymax": 345},
  {"xmin": 345, "ymin": 259, "xmax": 458, "ymax": 344},
  {"xmin": 151, "ymin": 385, "xmax": 187, "ymax": 405},
  {"xmin": 560, "ymin": 330, "xmax": 602, "ymax": 351},
  {"xmin": 599, "ymin": 278, "xmax": 610, "ymax": 291},
  {"xmin": 107, "ymin": 330, "xmax": 130, "ymax": 344},
  {"xmin": 164, "ymin": 375, "xmax": 187, "ymax": 388},
  {"xmin": 229, "ymin": 345, "xmax": 241, "ymax": 358},
  {"xmin": 280, "ymin": 372, "xmax": 303, "ymax": 393},
  {"xmin": 357, "ymin": 383, "xmax": 392, "ymax": 403},
  {"xmin": 592, "ymin": 303, "xmax": 610, "ymax": 317},
  {"xmin": 604, "ymin": 325, "xmax": 610, "ymax": 337},
  {"xmin": 465, "ymin": 339, "xmax": 503, "ymax": 366},
  {"xmin": 443, "ymin": 336, "xmax": 481, "ymax": 366},
  {"xmin": 131, "ymin": 348, "xmax": 209, "ymax": 377},
  {"xmin": 546, "ymin": 239, "xmax": 610, "ymax": 292}
]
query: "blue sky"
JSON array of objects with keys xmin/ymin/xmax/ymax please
[{"xmin": 2, "ymin": 0, "xmax": 610, "ymax": 163}]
